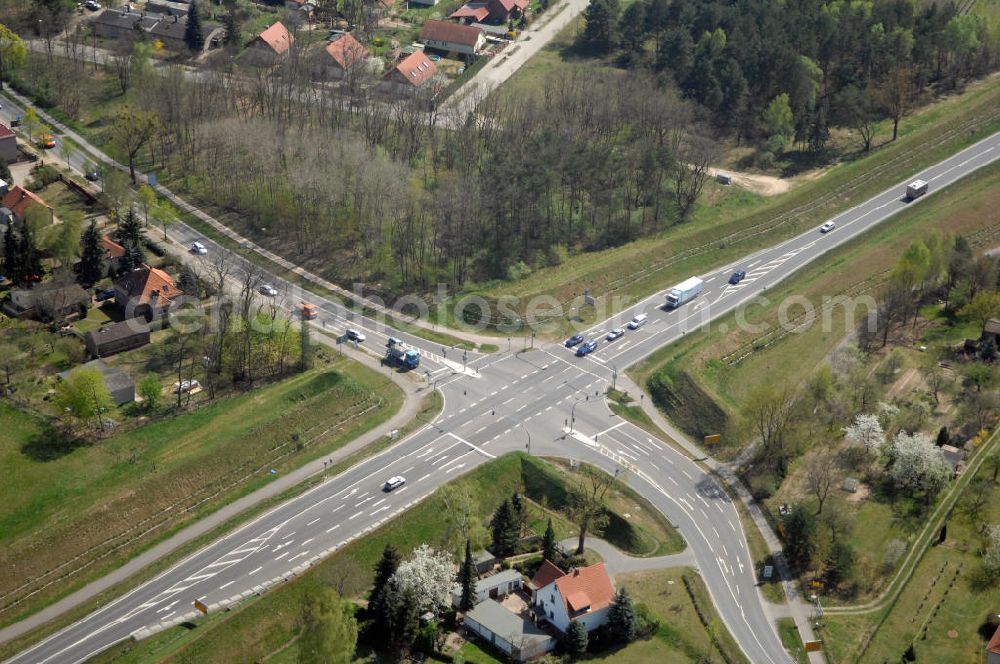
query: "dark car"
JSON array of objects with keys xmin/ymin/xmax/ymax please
[
  {"xmin": 728, "ymin": 270, "xmax": 746, "ymax": 285},
  {"xmin": 565, "ymin": 334, "xmax": 584, "ymax": 347},
  {"xmin": 85, "ymin": 170, "xmax": 100, "ymax": 182},
  {"xmin": 95, "ymin": 288, "xmax": 116, "ymax": 302},
  {"xmin": 575, "ymin": 339, "xmax": 598, "ymax": 357}
]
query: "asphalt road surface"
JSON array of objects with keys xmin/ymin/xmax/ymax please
[{"xmin": 4, "ymin": 93, "xmax": 1000, "ymax": 664}]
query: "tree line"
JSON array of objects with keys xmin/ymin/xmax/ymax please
[{"xmin": 581, "ymin": 0, "xmax": 1000, "ymax": 155}]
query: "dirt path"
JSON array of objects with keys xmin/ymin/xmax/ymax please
[{"xmin": 708, "ymin": 167, "xmax": 793, "ymax": 196}]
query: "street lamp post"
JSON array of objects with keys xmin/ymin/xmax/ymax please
[
  {"xmin": 570, "ymin": 400, "xmax": 579, "ymax": 433},
  {"xmin": 611, "ymin": 364, "xmax": 617, "ymax": 392}
]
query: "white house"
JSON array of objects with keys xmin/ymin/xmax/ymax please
[
  {"xmin": 530, "ymin": 562, "xmax": 615, "ymax": 634},
  {"xmin": 419, "ymin": 19, "xmax": 485, "ymax": 56},
  {"xmin": 464, "ymin": 600, "xmax": 555, "ymax": 661},
  {"xmin": 989, "ymin": 623, "xmax": 1000, "ymax": 664}
]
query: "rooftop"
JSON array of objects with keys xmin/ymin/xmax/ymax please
[
  {"xmin": 255, "ymin": 21, "xmax": 294, "ymax": 55},
  {"xmin": 419, "ymin": 19, "xmax": 484, "ymax": 48},
  {"xmin": 322, "ymin": 32, "xmax": 369, "ymax": 69},
  {"xmin": 465, "ymin": 599, "xmax": 550, "ymax": 647},
  {"xmin": 388, "ymin": 49, "xmax": 437, "ymax": 87},
  {"xmin": 85, "ymin": 319, "xmax": 151, "ymax": 346},
  {"xmin": 58, "ymin": 359, "xmax": 134, "ymax": 394},
  {"xmin": 114, "ymin": 265, "xmax": 181, "ymax": 307},
  {"xmin": 552, "ymin": 563, "xmax": 615, "ymax": 619},
  {"xmin": 529, "ymin": 560, "xmax": 565, "ymax": 590}
]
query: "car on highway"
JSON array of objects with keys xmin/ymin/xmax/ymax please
[
  {"xmin": 85, "ymin": 170, "xmax": 100, "ymax": 182},
  {"xmin": 565, "ymin": 334, "xmax": 584, "ymax": 347},
  {"xmin": 820, "ymin": 221, "xmax": 836, "ymax": 233},
  {"xmin": 174, "ymin": 379, "xmax": 200, "ymax": 394},
  {"xmin": 346, "ymin": 328, "xmax": 366, "ymax": 343},
  {"xmin": 190, "ymin": 241, "xmax": 208, "ymax": 255},
  {"xmin": 606, "ymin": 328, "xmax": 624, "ymax": 341},
  {"xmin": 84, "ymin": 0, "xmax": 101, "ymax": 8},
  {"xmin": 575, "ymin": 339, "xmax": 598, "ymax": 356},
  {"xmin": 383, "ymin": 476, "xmax": 406, "ymax": 491},
  {"xmin": 258, "ymin": 284, "xmax": 278, "ymax": 297},
  {"xmin": 728, "ymin": 269, "xmax": 746, "ymax": 285},
  {"xmin": 627, "ymin": 313, "xmax": 647, "ymax": 329}
]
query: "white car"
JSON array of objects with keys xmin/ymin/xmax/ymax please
[
  {"xmin": 346, "ymin": 329, "xmax": 366, "ymax": 343},
  {"xmin": 384, "ymin": 476, "xmax": 406, "ymax": 491},
  {"xmin": 174, "ymin": 379, "xmax": 200, "ymax": 394},
  {"xmin": 258, "ymin": 284, "xmax": 278, "ymax": 297},
  {"xmin": 84, "ymin": 0, "xmax": 101, "ymax": 9},
  {"xmin": 606, "ymin": 328, "xmax": 625, "ymax": 341},
  {"xmin": 627, "ymin": 313, "xmax": 647, "ymax": 329},
  {"xmin": 190, "ymin": 241, "xmax": 208, "ymax": 255},
  {"xmin": 819, "ymin": 221, "xmax": 836, "ymax": 233}
]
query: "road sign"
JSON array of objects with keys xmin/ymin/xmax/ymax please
[
  {"xmin": 583, "ymin": 288, "xmax": 596, "ymax": 306},
  {"xmin": 194, "ymin": 599, "xmax": 208, "ymax": 615},
  {"xmin": 804, "ymin": 640, "xmax": 823, "ymax": 652},
  {"xmin": 704, "ymin": 434, "xmax": 721, "ymax": 445}
]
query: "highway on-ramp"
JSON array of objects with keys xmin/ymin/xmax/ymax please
[{"xmin": 4, "ymin": 98, "xmax": 1000, "ymax": 664}]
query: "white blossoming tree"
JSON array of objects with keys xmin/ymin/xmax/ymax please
[
  {"xmin": 888, "ymin": 431, "xmax": 952, "ymax": 499},
  {"xmin": 387, "ymin": 544, "xmax": 455, "ymax": 614},
  {"xmin": 983, "ymin": 525, "xmax": 1000, "ymax": 579},
  {"xmin": 843, "ymin": 413, "xmax": 885, "ymax": 452}
]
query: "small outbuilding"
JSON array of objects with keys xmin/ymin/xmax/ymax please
[
  {"xmin": 85, "ymin": 320, "xmax": 151, "ymax": 358},
  {"xmin": 463, "ymin": 599, "xmax": 554, "ymax": 662},
  {"xmin": 451, "ymin": 568, "xmax": 523, "ymax": 607},
  {"xmin": 58, "ymin": 359, "xmax": 135, "ymax": 405}
]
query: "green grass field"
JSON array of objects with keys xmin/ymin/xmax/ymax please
[{"xmin": 0, "ymin": 357, "xmax": 402, "ymax": 629}]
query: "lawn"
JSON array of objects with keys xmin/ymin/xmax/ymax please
[
  {"xmin": 87, "ymin": 453, "xmax": 688, "ymax": 664},
  {"xmin": 778, "ymin": 617, "xmax": 809, "ymax": 664},
  {"xmin": 0, "ymin": 356, "xmax": 403, "ymax": 629}
]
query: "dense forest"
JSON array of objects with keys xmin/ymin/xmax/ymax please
[
  {"xmin": 582, "ymin": 0, "xmax": 1000, "ymax": 154},
  {"xmin": 6, "ymin": 0, "xmax": 1000, "ymax": 300}
]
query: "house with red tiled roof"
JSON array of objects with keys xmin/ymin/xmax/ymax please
[
  {"xmin": 419, "ymin": 19, "xmax": 485, "ymax": 56},
  {"xmin": 487, "ymin": 0, "xmax": 528, "ymax": 22},
  {"xmin": 379, "ymin": 49, "xmax": 438, "ymax": 97},
  {"xmin": 310, "ymin": 32, "xmax": 370, "ymax": 80},
  {"xmin": 988, "ymin": 623, "xmax": 1000, "ymax": 664},
  {"xmin": 0, "ymin": 123, "xmax": 17, "ymax": 164},
  {"xmin": 243, "ymin": 22, "xmax": 294, "ymax": 66},
  {"xmin": 449, "ymin": 2, "xmax": 490, "ymax": 23},
  {"xmin": 101, "ymin": 235, "xmax": 127, "ymax": 276},
  {"xmin": 113, "ymin": 264, "xmax": 182, "ymax": 322},
  {"xmin": 528, "ymin": 560, "xmax": 566, "ymax": 602},
  {"xmin": 532, "ymin": 562, "xmax": 615, "ymax": 633},
  {"xmin": 1, "ymin": 185, "xmax": 55, "ymax": 226}
]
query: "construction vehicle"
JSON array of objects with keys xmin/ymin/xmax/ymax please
[
  {"xmin": 385, "ymin": 338, "xmax": 420, "ymax": 369},
  {"xmin": 301, "ymin": 303, "xmax": 318, "ymax": 320}
]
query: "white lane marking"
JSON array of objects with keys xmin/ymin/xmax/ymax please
[
  {"xmin": 274, "ymin": 552, "xmax": 289, "ymax": 561},
  {"xmin": 306, "ymin": 518, "xmax": 320, "ymax": 526},
  {"xmin": 326, "ymin": 524, "xmax": 341, "ymax": 534},
  {"xmin": 348, "ymin": 511, "xmax": 364, "ymax": 520},
  {"xmin": 331, "ymin": 504, "xmax": 345, "ymax": 513},
  {"xmin": 289, "ymin": 552, "xmax": 309, "ymax": 562},
  {"xmin": 417, "ymin": 473, "xmax": 431, "ymax": 482},
  {"xmin": 301, "ymin": 538, "xmax": 314, "ymax": 546},
  {"xmin": 281, "ymin": 531, "xmax": 296, "ymax": 540},
  {"xmin": 219, "ymin": 581, "xmax": 235, "ymax": 590},
  {"xmin": 371, "ymin": 498, "xmax": 386, "ymax": 508},
  {"xmin": 431, "ymin": 455, "xmax": 450, "ymax": 466},
  {"xmin": 248, "ymin": 566, "xmax": 263, "ymax": 575}
]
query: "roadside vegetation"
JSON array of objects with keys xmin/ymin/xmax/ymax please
[
  {"xmin": 630, "ymin": 149, "xmax": 1000, "ymax": 659},
  {"xmin": 85, "ymin": 453, "xmax": 702, "ymax": 664}
]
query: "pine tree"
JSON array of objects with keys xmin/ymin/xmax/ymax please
[
  {"xmin": 369, "ymin": 544, "xmax": 400, "ymax": 618},
  {"xmin": 78, "ymin": 221, "xmax": 106, "ymax": 285},
  {"xmin": 19, "ymin": 223, "xmax": 41, "ymax": 284},
  {"xmin": 3, "ymin": 221, "xmax": 22, "ymax": 284},
  {"xmin": 490, "ymin": 500, "xmax": 518, "ymax": 557},
  {"xmin": 390, "ymin": 587, "xmax": 420, "ymax": 651},
  {"xmin": 935, "ymin": 426, "xmax": 950, "ymax": 447},
  {"xmin": 607, "ymin": 587, "xmax": 637, "ymax": 643},
  {"xmin": 510, "ymin": 491, "xmax": 526, "ymax": 537},
  {"xmin": 185, "ymin": 1, "xmax": 205, "ymax": 52},
  {"xmin": 178, "ymin": 265, "xmax": 198, "ymax": 295},
  {"xmin": 458, "ymin": 539, "xmax": 476, "ymax": 611},
  {"xmin": 118, "ymin": 209, "xmax": 143, "ymax": 248},
  {"xmin": 223, "ymin": 10, "xmax": 240, "ymax": 47},
  {"xmin": 581, "ymin": 0, "xmax": 620, "ymax": 54},
  {"xmin": 119, "ymin": 240, "xmax": 145, "ymax": 272},
  {"xmin": 564, "ymin": 619, "xmax": 588, "ymax": 655},
  {"xmin": 542, "ymin": 518, "xmax": 557, "ymax": 562}
]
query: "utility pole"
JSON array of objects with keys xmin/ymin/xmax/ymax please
[{"xmin": 611, "ymin": 364, "xmax": 617, "ymax": 391}]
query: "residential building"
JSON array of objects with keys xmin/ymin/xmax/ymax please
[
  {"xmin": 243, "ymin": 22, "xmax": 294, "ymax": 66},
  {"xmin": 101, "ymin": 235, "xmax": 127, "ymax": 276},
  {"xmin": 0, "ymin": 123, "xmax": 16, "ymax": 164},
  {"xmin": 148, "ymin": 14, "xmax": 188, "ymax": 51},
  {"xmin": 85, "ymin": 320, "xmax": 151, "ymax": 358},
  {"xmin": 463, "ymin": 600, "xmax": 554, "ymax": 662},
  {"xmin": 113, "ymin": 264, "xmax": 182, "ymax": 322},
  {"xmin": 531, "ymin": 562, "xmax": 615, "ymax": 634},
  {"xmin": 472, "ymin": 549, "xmax": 498, "ymax": 575},
  {"xmin": 310, "ymin": 32, "xmax": 370, "ymax": 80},
  {"xmin": 58, "ymin": 359, "xmax": 135, "ymax": 405},
  {"xmin": 988, "ymin": 623, "xmax": 1000, "ymax": 664},
  {"xmin": 419, "ymin": 19, "xmax": 485, "ymax": 56},
  {"xmin": 145, "ymin": 0, "xmax": 189, "ymax": 17},
  {"xmin": 527, "ymin": 560, "xmax": 565, "ymax": 603},
  {"xmin": 449, "ymin": 3, "xmax": 490, "ymax": 23},
  {"xmin": 2, "ymin": 282, "xmax": 89, "ymax": 322},
  {"xmin": 451, "ymin": 568, "xmax": 523, "ymax": 607},
  {"xmin": 1, "ymin": 185, "xmax": 55, "ymax": 225},
  {"xmin": 486, "ymin": 0, "xmax": 528, "ymax": 22},
  {"xmin": 379, "ymin": 49, "xmax": 437, "ymax": 97}
]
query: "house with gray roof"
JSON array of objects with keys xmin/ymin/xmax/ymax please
[
  {"xmin": 58, "ymin": 359, "xmax": 135, "ymax": 405},
  {"xmin": 463, "ymin": 599, "xmax": 554, "ymax": 661},
  {"xmin": 451, "ymin": 568, "xmax": 522, "ymax": 607}
]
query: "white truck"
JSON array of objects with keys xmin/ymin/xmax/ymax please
[
  {"xmin": 905, "ymin": 179, "xmax": 928, "ymax": 200},
  {"xmin": 665, "ymin": 277, "xmax": 704, "ymax": 309}
]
